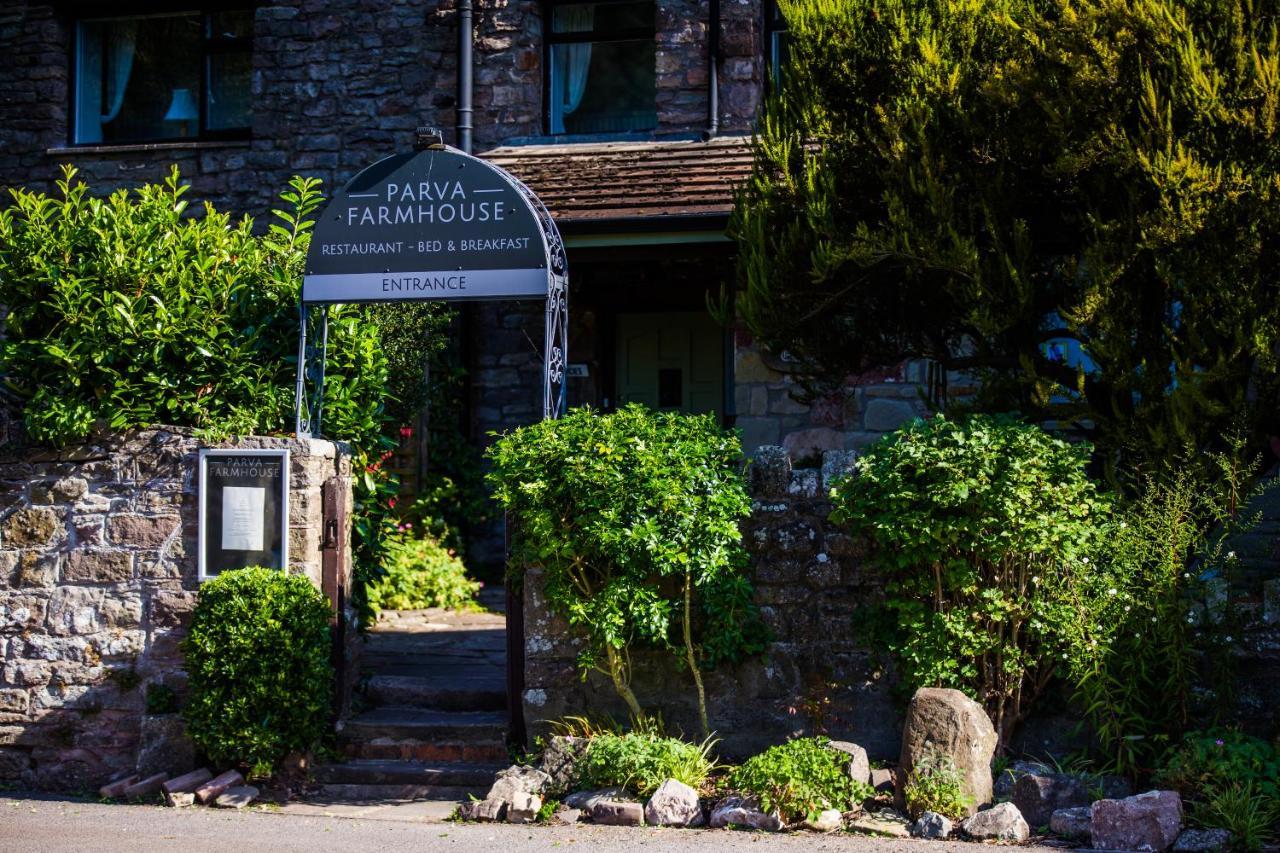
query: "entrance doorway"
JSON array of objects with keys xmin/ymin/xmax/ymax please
[{"xmin": 615, "ymin": 311, "xmax": 725, "ymax": 417}]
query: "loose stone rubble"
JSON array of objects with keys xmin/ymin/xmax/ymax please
[
  {"xmin": 1050, "ymin": 805, "xmax": 1093, "ymax": 840},
  {"xmin": 961, "ymin": 801, "xmax": 1031, "ymax": 842},
  {"xmin": 911, "ymin": 810, "xmax": 953, "ymax": 839},
  {"xmin": 709, "ymin": 795, "xmax": 784, "ymax": 831}
]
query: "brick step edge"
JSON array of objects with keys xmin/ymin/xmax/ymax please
[{"xmin": 314, "ymin": 761, "xmax": 503, "ymax": 787}]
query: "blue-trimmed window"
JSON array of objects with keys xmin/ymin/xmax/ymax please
[
  {"xmin": 73, "ymin": 9, "xmax": 252, "ymax": 145},
  {"xmin": 545, "ymin": 0, "xmax": 656, "ymax": 135}
]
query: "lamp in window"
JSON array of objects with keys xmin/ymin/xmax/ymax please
[{"xmin": 163, "ymin": 87, "xmax": 198, "ymax": 137}]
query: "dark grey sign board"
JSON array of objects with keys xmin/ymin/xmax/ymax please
[
  {"xmin": 302, "ymin": 148, "xmax": 550, "ymax": 304},
  {"xmin": 198, "ymin": 449, "xmax": 290, "ymax": 581}
]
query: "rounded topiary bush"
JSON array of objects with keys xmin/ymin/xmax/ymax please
[{"xmin": 182, "ymin": 567, "xmax": 333, "ymax": 776}]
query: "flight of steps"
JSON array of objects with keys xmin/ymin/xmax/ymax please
[{"xmin": 311, "ymin": 599, "xmax": 510, "ymax": 803}]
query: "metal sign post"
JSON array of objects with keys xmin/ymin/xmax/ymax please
[{"xmin": 295, "ymin": 130, "xmax": 568, "ymax": 435}]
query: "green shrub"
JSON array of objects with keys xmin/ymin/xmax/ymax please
[
  {"xmin": 1068, "ymin": 450, "xmax": 1262, "ymax": 777},
  {"xmin": 1192, "ymin": 782, "xmax": 1280, "ymax": 851},
  {"xmin": 576, "ymin": 730, "xmax": 716, "ymax": 798},
  {"xmin": 487, "ymin": 404, "xmax": 767, "ymax": 733},
  {"xmin": 182, "ymin": 568, "xmax": 333, "ymax": 777},
  {"xmin": 831, "ymin": 414, "xmax": 1108, "ymax": 747},
  {"xmin": 726, "ymin": 737, "xmax": 872, "ymax": 823},
  {"xmin": 366, "ymin": 534, "xmax": 481, "ymax": 612},
  {"xmin": 1157, "ymin": 731, "xmax": 1280, "ymax": 803},
  {"xmin": 904, "ymin": 752, "xmax": 971, "ymax": 820}
]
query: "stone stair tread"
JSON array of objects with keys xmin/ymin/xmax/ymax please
[
  {"xmin": 315, "ymin": 759, "xmax": 503, "ymax": 787},
  {"xmin": 310, "ymin": 783, "xmax": 480, "ymax": 803},
  {"xmin": 364, "ymin": 674, "xmax": 506, "ymax": 711},
  {"xmin": 342, "ymin": 707, "xmax": 508, "ymax": 742}
]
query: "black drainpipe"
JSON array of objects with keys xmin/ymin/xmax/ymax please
[
  {"xmin": 457, "ymin": 0, "xmax": 474, "ymax": 153},
  {"xmin": 703, "ymin": 0, "xmax": 720, "ymax": 140}
]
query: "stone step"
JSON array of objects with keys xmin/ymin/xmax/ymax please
[
  {"xmin": 364, "ymin": 674, "xmax": 505, "ymax": 712},
  {"xmin": 312, "ymin": 783, "xmax": 479, "ymax": 803},
  {"xmin": 344, "ymin": 738, "xmax": 509, "ymax": 763},
  {"xmin": 314, "ymin": 759, "xmax": 502, "ymax": 788},
  {"xmin": 342, "ymin": 707, "xmax": 508, "ymax": 744}
]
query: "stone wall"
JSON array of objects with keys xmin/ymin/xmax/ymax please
[
  {"xmin": 521, "ymin": 445, "xmax": 903, "ymax": 761},
  {"xmin": 0, "ymin": 429, "xmax": 352, "ymax": 790},
  {"xmin": 0, "ymin": 0, "xmax": 763, "ymax": 211}
]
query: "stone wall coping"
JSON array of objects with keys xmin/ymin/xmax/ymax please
[
  {"xmin": 44, "ymin": 140, "xmax": 253, "ymax": 157},
  {"xmin": 3, "ymin": 427, "xmax": 348, "ymax": 465}
]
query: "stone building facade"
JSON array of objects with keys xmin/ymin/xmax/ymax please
[{"xmin": 0, "ymin": 429, "xmax": 352, "ymax": 789}]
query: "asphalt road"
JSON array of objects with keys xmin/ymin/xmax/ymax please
[{"xmin": 0, "ymin": 793, "xmax": 1022, "ymax": 853}]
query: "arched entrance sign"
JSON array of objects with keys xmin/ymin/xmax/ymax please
[{"xmin": 294, "ymin": 133, "xmax": 568, "ymax": 436}]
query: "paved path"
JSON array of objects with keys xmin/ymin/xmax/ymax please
[{"xmin": 0, "ymin": 793, "xmax": 1023, "ymax": 853}]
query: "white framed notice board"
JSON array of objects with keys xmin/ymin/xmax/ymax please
[{"xmin": 197, "ymin": 449, "xmax": 289, "ymax": 581}]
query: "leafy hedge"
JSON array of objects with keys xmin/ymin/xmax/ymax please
[
  {"xmin": 575, "ymin": 731, "xmax": 716, "ymax": 798},
  {"xmin": 366, "ymin": 534, "xmax": 481, "ymax": 612},
  {"xmin": 182, "ymin": 568, "xmax": 333, "ymax": 777},
  {"xmin": 727, "ymin": 737, "xmax": 871, "ymax": 823}
]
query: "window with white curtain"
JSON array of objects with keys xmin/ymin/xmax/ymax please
[
  {"xmin": 74, "ymin": 10, "xmax": 252, "ymax": 145},
  {"xmin": 546, "ymin": 0, "xmax": 656, "ymax": 135}
]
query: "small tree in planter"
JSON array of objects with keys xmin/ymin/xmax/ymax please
[
  {"xmin": 831, "ymin": 414, "xmax": 1108, "ymax": 748},
  {"xmin": 486, "ymin": 404, "xmax": 766, "ymax": 735}
]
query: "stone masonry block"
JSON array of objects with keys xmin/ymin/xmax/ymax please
[
  {"xmin": 106, "ymin": 515, "xmax": 178, "ymax": 548},
  {"xmin": 63, "ymin": 550, "xmax": 133, "ymax": 584}
]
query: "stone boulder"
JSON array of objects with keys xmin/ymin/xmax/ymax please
[
  {"xmin": 827, "ymin": 740, "xmax": 872, "ymax": 786},
  {"xmin": 506, "ymin": 792, "xmax": 541, "ymax": 824},
  {"xmin": 709, "ymin": 795, "xmax": 784, "ymax": 831},
  {"xmin": 802, "ymin": 809, "xmax": 843, "ymax": 832},
  {"xmin": 962, "ymin": 802, "xmax": 1031, "ymax": 842},
  {"xmin": 564, "ymin": 786, "xmax": 627, "ymax": 811},
  {"xmin": 1050, "ymin": 805, "xmax": 1092, "ymax": 840},
  {"xmin": 1173, "ymin": 829, "xmax": 1232, "ymax": 852},
  {"xmin": 591, "ymin": 799, "xmax": 644, "ymax": 826},
  {"xmin": 486, "ymin": 764, "xmax": 550, "ymax": 802},
  {"xmin": 644, "ymin": 779, "xmax": 703, "ymax": 827},
  {"xmin": 1091, "ymin": 791, "xmax": 1183, "ymax": 852},
  {"xmin": 911, "ymin": 811, "xmax": 953, "ymax": 839},
  {"xmin": 900, "ymin": 687, "xmax": 998, "ymax": 815},
  {"xmin": 1013, "ymin": 772, "xmax": 1091, "ymax": 827},
  {"xmin": 538, "ymin": 736, "xmax": 587, "ymax": 797}
]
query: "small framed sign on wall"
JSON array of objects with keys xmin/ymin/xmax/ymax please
[{"xmin": 198, "ymin": 449, "xmax": 289, "ymax": 581}]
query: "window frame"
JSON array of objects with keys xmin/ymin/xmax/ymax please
[
  {"xmin": 763, "ymin": 0, "xmax": 788, "ymax": 91},
  {"xmin": 541, "ymin": 0, "xmax": 657, "ymax": 136},
  {"xmin": 69, "ymin": 4, "xmax": 255, "ymax": 147}
]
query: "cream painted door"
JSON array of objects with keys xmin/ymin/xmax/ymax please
[{"xmin": 615, "ymin": 312, "xmax": 723, "ymax": 417}]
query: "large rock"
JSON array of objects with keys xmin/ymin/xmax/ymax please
[
  {"xmin": 709, "ymin": 795, "xmax": 784, "ymax": 831},
  {"xmin": 803, "ymin": 809, "xmax": 843, "ymax": 832},
  {"xmin": 1050, "ymin": 806, "xmax": 1092, "ymax": 840},
  {"xmin": 1091, "ymin": 791, "xmax": 1183, "ymax": 852},
  {"xmin": 900, "ymin": 687, "xmax": 998, "ymax": 815},
  {"xmin": 538, "ymin": 736, "xmax": 587, "ymax": 797},
  {"xmin": 1173, "ymin": 829, "xmax": 1232, "ymax": 853},
  {"xmin": 564, "ymin": 786, "xmax": 627, "ymax": 811},
  {"xmin": 485, "ymin": 764, "xmax": 550, "ymax": 802},
  {"xmin": 506, "ymin": 792, "xmax": 541, "ymax": 824},
  {"xmin": 962, "ymin": 802, "xmax": 1031, "ymax": 842},
  {"xmin": 1013, "ymin": 772, "xmax": 1091, "ymax": 827},
  {"xmin": 911, "ymin": 811, "xmax": 954, "ymax": 839},
  {"xmin": 644, "ymin": 779, "xmax": 703, "ymax": 827},
  {"xmin": 827, "ymin": 740, "xmax": 872, "ymax": 786},
  {"xmin": 458, "ymin": 798, "xmax": 507, "ymax": 822},
  {"xmin": 591, "ymin": 799, "xmax": 644, "ymax": 826}
]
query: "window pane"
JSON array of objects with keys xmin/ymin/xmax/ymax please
[
  {"xmin": 208, "ymin": 10, "xmax": 253, "ymax": 40},
  {"xmin": 550, "ymin": 38, "xmax": 655, "ymax": 134},
  {"xmin": 208, "ymin": 50, "xmax": 252, "ymax": 130},
  {"xmin": 552, "ymin": 1, "xmax": 652, "ymax": 35},
  {"xmin": 76, "ymin": 14, "xmax": 201, "ymax": 143}
]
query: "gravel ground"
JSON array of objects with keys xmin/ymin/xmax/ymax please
[{"xmin": 0, "ymin": 792, "xmax": 1037, "ymax": 853}]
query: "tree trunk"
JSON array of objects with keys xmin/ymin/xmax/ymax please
[
  {"xmin": 604, "ymin": 644, "xmax": 644, "ymax": 721},
  {"xmin": 683, "ymin": 572, "xmax": 710, "ymax": 739}
]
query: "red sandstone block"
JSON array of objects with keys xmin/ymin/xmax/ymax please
[
  {"xmin": 195, "ymin": 770, "xmax": 244, "ymax": 805},
  {"xmin": 98, "ymin": 774, "xmax": 139, "ymax": 799},
  {"xmin": 122, "ymin": 773, "xmax": 169, "ymax": 800},
  {"xmin": 163, "ymin": 767, "xmax": 212, "ymax": 795}
]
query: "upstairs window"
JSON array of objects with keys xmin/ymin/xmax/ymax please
[
  {"xmin": 74, "ymin": 9, "xmax": 253, "ymax": 145},
  {"xmin": 765, "ymin": 0, "xmax": 789, "ymax": 87},
  {"xmin": 546, "ymin": 0, "xmax": 656, "ymax": 135}
]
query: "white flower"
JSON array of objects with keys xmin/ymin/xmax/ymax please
[
  {"xmin": 1224, "ymin": 636, "xmax": 1233, "ymax": 643},
  {"xmin": 1184, "ymin": 572, "xmax": 1192, "ymax": 579},
  {"xmin": 1081, "ymin": 556, "xmax": 1090, "ymax": 564},
  {"xmin": 1227, "ymin": 551, "xmax": 1236, "ymax": 560},
  {"xmin": 1124, "ymin": 606, "xmax": 1131, "ymax": 612},
  {"xmin": 1151, "ymin": 616, "xmax": 1158, "ymax": 623},
  {"xmin": 1032, "ymin": 576, "xmax": 1040, "ymax": 584},
  {"xmin": 1108, "ymin": 588, "xmax": 1118, "ymax": 596}
]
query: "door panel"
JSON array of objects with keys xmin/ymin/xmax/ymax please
[{"xmin": 615, "ymin": 312, "xmax": 723, "ymax": 417}]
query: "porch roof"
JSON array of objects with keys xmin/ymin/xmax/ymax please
[{"xmin": 479, "ymin": 136, "xmax": 754, "ymax": 230}]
